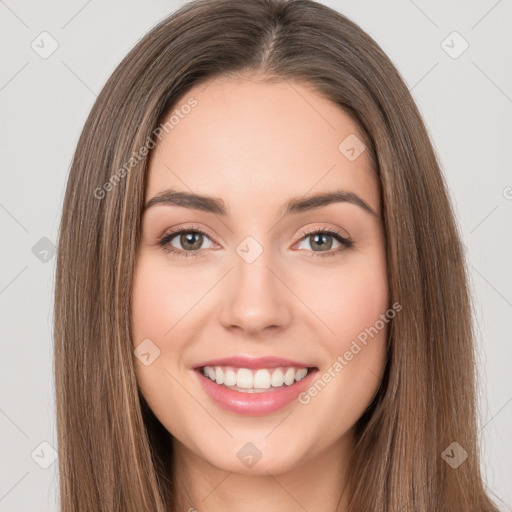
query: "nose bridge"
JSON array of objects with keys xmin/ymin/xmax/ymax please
[{"xmin": 218, "ymin": 239, "xmax": 292, "ymax": 334}]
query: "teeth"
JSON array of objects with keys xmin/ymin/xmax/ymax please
[
  {"xmin": 224, "ymin": 368, "xmax": 237, "ymax": 386},
  {"xmin": 254, "ymin": 369, "xmax": 271, "ymax": 389},
  {"xmin": 236, "ymin": 368, "xmax": 253, "ymax": 389},
  {"xmin": 215, "ymin": 366, "xmax": 224, "ymax": 385},
  {"xmin": 206, "ymin": 366, "xmax": 215, "ymax": 381},
  {"xmin": 201, "ymin": 365, "xmax": 311, "ymax": 391},
  {"xmin": 284, "ymin": 367, "xmax": 295, "ymax": 385},
  {"xmin": 271, "ymin": 368, "xmax": 284, "ymax": 387},
  {"xmin": 296, "ymin": 368, "xmax": 308, "ymax": 381}
]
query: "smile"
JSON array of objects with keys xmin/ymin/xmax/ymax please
[
  {"xmin": 193, "ymin": 357, "xmax": 319, "ymax": 416},
  {"xmin": 201, "ymin": 365, "xmax": 310, "ymax": 392}
]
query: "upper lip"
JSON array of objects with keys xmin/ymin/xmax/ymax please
[{"xmin": 192, "ymin": 356, "xmax": 315, "ymax": 370}]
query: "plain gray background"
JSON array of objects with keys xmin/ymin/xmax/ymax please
[{"xmin": 1, "ymin": 0, "xmax": 511, "ymax": 510}]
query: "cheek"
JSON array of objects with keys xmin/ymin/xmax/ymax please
[
  {"xmin": 298, "ymin": 253, "xmax": 389, "ymax": 422},
  {"xmin": 130, "ymin": 257, "xmax": 186, "ymax": 394},
  {"xmin": 130, "ymin": 256, "xmax": 201, "ymax": 441},
  {"xmin": 303, "ymin": 250, "xmax": 389, "ymax": 396},
  {"xmin": 308, "ymin": 254, "xmax": 389, "ymax": 349},
  {"xmin": 131, "ymin": 255, "xmax": 208, "ymax": 345},
  {"xmin": 131, "ymin": 260, "xmax": 173, "ymax": 343}
]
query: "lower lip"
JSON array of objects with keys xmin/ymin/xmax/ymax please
[{"xmin": 194, "ymin": 368, "xmax": 318, "ymax": 416}]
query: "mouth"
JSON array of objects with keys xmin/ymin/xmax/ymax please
[
  {"xmin": 192, "ymin": 357, "xmax": 319, "ymax": 416},
  {"xmin": 198, "ymin": 365, "xmax": 316, "ymax": 393}
]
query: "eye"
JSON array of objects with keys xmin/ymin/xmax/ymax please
[
  {"xmin": 158, "ymin": 225, "xmax": 216, "ymax": 258},
  {"xmin": 157, "ymin": 225, "xmax": 353, "ymax": 259},
  {"xmin": 294, "ymin": 227, "xmax": 353, "ymax": 258}
]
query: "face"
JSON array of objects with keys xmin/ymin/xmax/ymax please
[{"xmin": 131, "ymin": 74, "xmax": 389, "ymax": 476}]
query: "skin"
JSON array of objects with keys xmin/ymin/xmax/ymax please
[{"xmin": 131, "ymin": 73, "xmax": 389, "ymax": 512}]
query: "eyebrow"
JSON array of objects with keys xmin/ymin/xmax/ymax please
[{"xmin": 143, "ymin": 188, "xmax": 378, "ymax": 217}]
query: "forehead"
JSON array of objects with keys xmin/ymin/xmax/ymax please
[{"xmin": 145, "ymin": 74, "xmax": 378, "ymax": 215}]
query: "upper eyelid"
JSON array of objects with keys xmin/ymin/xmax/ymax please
[
  {"xmin": 299, "ymin": 225, "xmax": 350, "ymax": 238},
  {"xmin": 159, "ymin": 224, "xmax": 217, "ymax": 243}
]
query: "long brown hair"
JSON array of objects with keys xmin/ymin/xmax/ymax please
[{"xmin": 54, "ymin": 0, "xmax": 500, "ymax": 510}]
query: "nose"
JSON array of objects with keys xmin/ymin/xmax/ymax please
[{"xmin": 218, "ymin": 253, "xmax": 293, "ymax": 336}]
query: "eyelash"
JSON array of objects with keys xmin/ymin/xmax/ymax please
[{"xmin": 157, "ymin": 224, "xmax": 353, "ymax": 259}]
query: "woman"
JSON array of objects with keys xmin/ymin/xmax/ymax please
[{"xmin": 53, "ymin": 0, "xmax": 501, "ymax": 510}]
